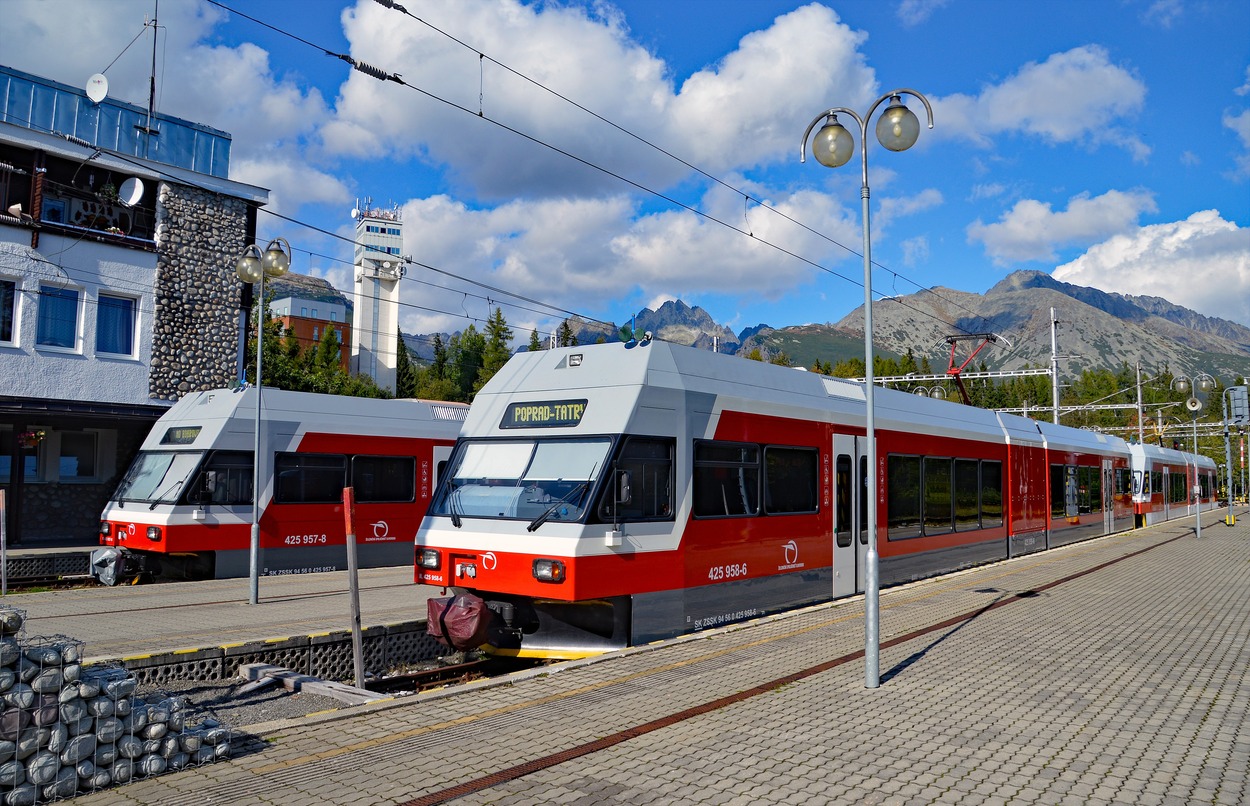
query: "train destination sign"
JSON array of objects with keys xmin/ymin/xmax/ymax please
[{"xmin": 501, "ymin": 399, "xmax": 588, "ymax": 428}]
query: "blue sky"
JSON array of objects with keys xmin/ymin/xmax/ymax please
[{"xmin": 4, "ymin": 0, "xmax": 1248, "ymax": 342}]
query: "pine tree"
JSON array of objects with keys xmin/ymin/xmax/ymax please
[
  {"xmin": 527, "ymin": 328, "xmax": 543, "ymax": 352},
  {"xmin": 557, "ymin": 320, "xmax": 576, "ymax": 347},
  {"xmin": 395, "ymin": 327, "xmax": 417, "ymax": 398},
  {"xmin": 474, "ymin": 308, "xmax": 513, "ymax": 394}
]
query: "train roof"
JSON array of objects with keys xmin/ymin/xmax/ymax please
[
  {"xmin": 471, "ymin": 341, "xmax": 1033, "ymax": 446},
  {"xmin": 141, "ymin": 387, "xmax": 467, "ymax": 451}
]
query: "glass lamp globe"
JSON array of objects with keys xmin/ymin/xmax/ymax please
[
  {"xmin": 812, "ymin": 115, "xmax": 855, "ymax": 168},
  {"xmin": 875, "ymin": 96, "xmax": 920, "ymax": 152},
  {"xmin": 262, "ymin": 238, "xmax": 291, "ymax": 278}
]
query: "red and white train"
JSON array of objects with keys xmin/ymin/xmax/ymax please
[
  {"xmin": 95, "ymin": 387, "xmax": 466, "ymax": 583},
  {"xmin": 414, "ymin": 340, "xmax": 1216, "ymax": 658},
  {"xmin": 1130, "ymin": 442, "xmax": 1217, "ymax": 527}
]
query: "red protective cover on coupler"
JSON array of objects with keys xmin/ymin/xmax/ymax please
[{"xmin": 427, "ymin": 594, "xmax": 493, "ymax": 651}]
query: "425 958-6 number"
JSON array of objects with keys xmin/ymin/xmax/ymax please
[{"xmin": 707, "ymin": 563, "xmax": 748, "ymax": 582}]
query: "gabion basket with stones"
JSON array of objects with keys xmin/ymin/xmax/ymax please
[{"xmin": 0, "ymin": 611, "xmax": 233, "ymax": 803}]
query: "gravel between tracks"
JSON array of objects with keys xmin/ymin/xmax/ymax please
[{"xmin": 136, "ymin": 678, "xmax": 400, "ymax": 733}]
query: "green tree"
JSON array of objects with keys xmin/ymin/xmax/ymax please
[
  {"xmin": 527, "ymin": 328, "xmax": 543, "ymax": 352},
  {"xmin": 474, "ymin": 308, "xmax": 514, "ymax": 394},
  {"xmin": 395, "ymin": 327, "xmax": 417, "ymax": 399},
  {"xmin": 557, "ymin": 320, "xmax": 576, "ymax": 347}
]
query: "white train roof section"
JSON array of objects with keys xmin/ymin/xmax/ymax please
[{"xmin": 470, "ymin": 341, "xmax": 1021, "ymax": 445}]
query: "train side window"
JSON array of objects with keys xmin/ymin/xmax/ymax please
[
  {"xmin": 764, "ymin": 446, "xmax": 818, "ymax": 515},
  {"xmin": 692, "ymin": 441, "xmax": 759, "ymax": 518},
  {"xmin": 886, "ymin": 454, "xmax": 921, "ymax": 540},
  {"xmin": 923, "ymin": 457, "xmax": 954, "ymax": 535},
  {"xmin": 352, "ymin": 455, "xmax": 416, "ymax": 503},
  {"xmin": 835, "ymin": 455, "xmax": 852, "ymax": 547},
  {"xmin": 274, "ymin": 453, "xmax": 347, "ymax": 504},
  {"xmin": 189, "ymin": 451, "xmax": 252, "ymax": 506},
  {"xmin": 596, "ymin": 436, "xmax": 674, "ymax": 522},
  {"xmin": 980, "ymin": 460, "xmax": 1003, "ymax": 528},
  {"xmin": 953, "ymin": 459, "xmax": 979, "ymax": 530},
  {"xmin": 1151, "ymin": 470, "xmax": 1162, "ymax": 496}
]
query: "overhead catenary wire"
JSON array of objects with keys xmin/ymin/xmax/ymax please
[{"xmin": 204, "ymin": 0, "xmax": 1034, "ymax": 365}]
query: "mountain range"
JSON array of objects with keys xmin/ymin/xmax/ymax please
[{"xmin": 277, "ymin": 270, "xmax": 1250, "ymax": 380}]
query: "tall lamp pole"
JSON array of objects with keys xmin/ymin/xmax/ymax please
[
  {"xmin": 236, "ymin": 238, "xmax": 291, "ymax": 604},
  {"xmin": 1173, "ymin": 372, "xmax": 1215, "ymax": 539},
  {"xmin": 801, "ymin": 89, "xmax": 933, "ymax": 689}
]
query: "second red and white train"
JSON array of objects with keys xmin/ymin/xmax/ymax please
[{"xmin": 415, "ymin": 340, "xmax": 1216, "ymax": 658}]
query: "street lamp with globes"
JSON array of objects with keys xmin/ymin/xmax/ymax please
[
  {"xmin": 800, "ymin": 89, "xmax": 933, "ymax": 689},
  {"xmin": 236, "ymin": 237, "xmax": 291, "ymax": 604},
  {"xmin": 1173, "ymin": 372, "xmax": 1215, "ymax": 539}
]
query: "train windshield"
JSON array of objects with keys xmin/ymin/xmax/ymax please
[
  {"xmin": 433, "ymin": 438, "xmax": 612, "ymax": 525},
  {"xmin": 113, "ymin": 451, "xmax": 204, "ymax": 505}
]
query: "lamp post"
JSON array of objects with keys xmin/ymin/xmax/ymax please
[
  {"xmin": 801, "ymin": 89, "xmax": 933, "ymax": 689},
  {"xmin": 236, "ymin": 237, "xmax": 291, "ymax": 604},
  {"xmin": 1173, "ymin": 372, "xmax": 1215, "ymax": 539}
]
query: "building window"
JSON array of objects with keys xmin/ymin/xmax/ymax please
[
  {"xmin": 330, "ymin": 311, "xmax": 337, "ymax": 322},
  {"xmin": 301, "ymin": 307, "xmax": 308, "ymax": 317},
  {"xmin": 0, "ymin": 278, "xmax": 15, "ymax": 345},
  {"xmin": 36, "ymin": 285, "xmax": 80, "ymax": 350},
  {"xmin": 313, "ymin": 327, "xmax": 319, "ymax": 341},
  {"xmin": 58, "ymin": 431, "xmax": 98, "ymax": 481},
  {"xmin": 96, "ymin": 293, "xmax": 137, "ymax": 356}
]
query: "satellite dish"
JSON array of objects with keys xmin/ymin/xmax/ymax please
[
  {"xmin": 350, "ymin": 208, "xmax": 359, "ymax": 219},
  {"xmin": 85, "ymin": 73, "xmax": 108, "ymax": 103},
  {"xmin": 117, "ymin": 177, "xmax": 145, "ymax": 207}
]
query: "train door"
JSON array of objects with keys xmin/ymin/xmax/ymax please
[
  {"xmin": 433, "ymin": 445, "xmax": 454, "ymax": 486},
  {"xmin": 1162, "ymin": 467, "xmax": 1171, "ymax": 520},
  {"xmin": 1102, "ymin": 461, "xmax": 1115, "ymax": 534},
  {"xmin": 832, "ymin": 434, "xmax": 866, "ymax": 598}
]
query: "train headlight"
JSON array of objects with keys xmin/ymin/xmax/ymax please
[
  {"xmin": 417, "ymin": 549, "xmax": 441, "ymax": 570},
  {"xmin": 145, "ymin": 526, "xmax": 162, "ymax": 542},
  {"xmin": 532, "ymin": 559, "xmax": 566, "ymax": 583},
  {"xmin": 99, "ymin": 523, "xmax": 111, "ymax": 537}
]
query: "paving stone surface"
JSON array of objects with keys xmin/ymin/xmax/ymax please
[{"xmin": 28, "ymin": 509, "xmax": 1250, "ymax": 805}]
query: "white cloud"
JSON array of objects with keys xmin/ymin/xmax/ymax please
[
  {"xmin": 934, "ymin": 46, "xmax": 1148, "ymax": 159},
  {"xmin": 1224, "ymin": 108, "xmax": 1250, "ymax": 179},
  {"xmin": 895, "ymin": 0, "xmax": 951, "ymax": 27},
  {"xmin": 0, "ymin": 0, "xmax": 335, "ymax": 212},
  {"xmin": 1052, "ymin": 211, "xmax": 1250, "ymax": 326},
  {"xmin": 327, "ymin": 1, "xmax": 879, "ymax": 197},
  {"xmin": 967, "ymin": 189, "xmax": 1158, "ymax": 264}
]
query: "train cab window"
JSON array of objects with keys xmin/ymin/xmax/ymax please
[
  {"xmin": 923, "ymin": 457, "xmax": 954, "ymax": 535},
  {"xmin": 693, "ymin": 441, "xmax": 759, "ymax": 518},
  {"xmin": 352, "ymin": 456, "xmax": 416, "ymax": 503},
  {"xmin": 886, "ymin": 455, "xmax": 921, "ymax": 539},
  {"xmin": 980, "ymin": 461, "xmax": 1003, "ymax": 528},
  {"xmin": 764, "ymin": 447, "xmax": 818, "ymax": 515},
  {"xmin": 1133, "ymin": 470, "xmax": 1144, "ymax": 496},
  {"xmin": 596, "ymin": 437, "xmax": 674, "ymax": 522},
  {"xmin": 275, "ymin": 453, "xmax": 347, "ymax": 504},
  {"xmin": 835, "ymin": 455, "xmax": 852, "ymax": 547},
  {"xmin": 188, "ymin": 451, "xmax": 252, "ymax": 506}
]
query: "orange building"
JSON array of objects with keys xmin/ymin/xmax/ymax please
[{"xmin": 270, "ymin": 294, "xmax": 351, "ymax": 372}]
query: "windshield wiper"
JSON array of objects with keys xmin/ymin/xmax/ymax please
[
  {"xmin": 527, "ymin": 480, "xmax": 590, "ymax": 532},
  {"xmin": 149, "ymin": 479, "xmax": 183, "ymax": 510},
  {"xmin": 448, "ymin": 486, "xmax": 463, "ymax": 529}
]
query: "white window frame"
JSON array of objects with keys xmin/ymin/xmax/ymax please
[
  {"xmin": 94, "ymin": 290, "xmax": 140, "ymax": 359},
  {"xmin": 35, "ymin": 282, "xmax": 83, "ymax": 354},
  {"xmin": 0, "ymin": 275, "xmax": 17, "ymax": 348}
]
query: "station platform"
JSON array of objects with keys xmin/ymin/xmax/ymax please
[{"xmin": 20, "ymin": 508, "xmax": 1250, "ymax": 805}]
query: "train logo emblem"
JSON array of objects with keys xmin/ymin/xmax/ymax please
[
  {"xmin": 371, "ymin": 521, "xmax": 389, "ymax": 538},
  {"xmin": 482, "ymin": 552, "xmax": 497, "ymax": 571},
  {"xmin": 779, "ymin": 540, "xmax": 804, "ymax": 571},
  {"xmin": 126, "ymin": 523, "xmax": 136, "ymax": 536}
]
